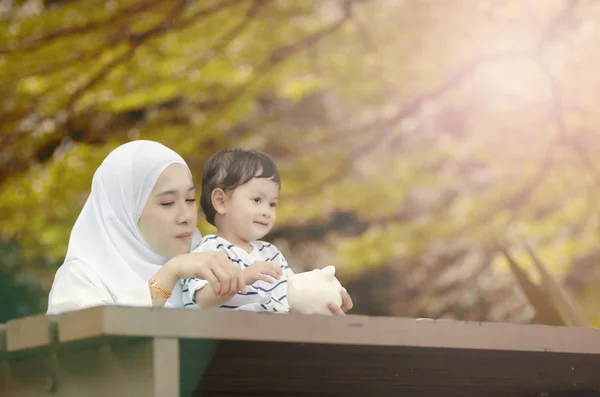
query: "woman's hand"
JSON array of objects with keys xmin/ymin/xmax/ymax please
[
  {"xmin": 168, "ymin": 251, "xmax": 246, "ymax": 296},
  {"xmin": 240, "ymin": 261, "xmax": 283, "ymax": 285},
  {"xmin": 327, "ymin": 288, "xmax": 353, "ymax": 316}
]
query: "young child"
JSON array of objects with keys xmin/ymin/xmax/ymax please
[{"xmin": 182, "ymin": 148, "xmax": 293, "ymax": 312}]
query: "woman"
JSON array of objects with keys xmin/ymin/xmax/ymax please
[{"xmin": 47, "ymin": 140, "xmax": 353, "ymax": 315}]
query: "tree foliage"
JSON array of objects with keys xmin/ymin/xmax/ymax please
[{"xmin": 2, "ymin": 0, "xmax": 600, "ymax": 324}]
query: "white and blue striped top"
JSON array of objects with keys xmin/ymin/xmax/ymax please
[{"xmin": 181, "ymin": 235, "xmax": 293, "ymax": 312}]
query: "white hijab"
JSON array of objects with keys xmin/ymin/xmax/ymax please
[{"xmin": 51, "ymin": 140, "xmax": 201, "ymax": 308}]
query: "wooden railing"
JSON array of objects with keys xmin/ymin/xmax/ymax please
[{"xmin": 1, "ymin": 307, "xmax": 600, "ymax": 396}]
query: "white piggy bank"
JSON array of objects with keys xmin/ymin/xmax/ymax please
[{"xmin": 287, "ymin": 265, "xmax": 343, "ymax": 315}]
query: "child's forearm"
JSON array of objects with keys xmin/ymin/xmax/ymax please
[{"xmin": 194, "ymin": 286, "xmax": 232, "ymax": 309}]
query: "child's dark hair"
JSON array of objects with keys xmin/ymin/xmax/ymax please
[{"xmin": 200, "ymin": 148, "xmax": 280, "ymax": 226}]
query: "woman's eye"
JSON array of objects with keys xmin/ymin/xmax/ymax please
[
  {"xmin": 253, "ymin": 198, "xmax": 261, "ymax": 203},
  {"xmin": 160, "ymin": 202, "xmax": 174, "ymax": 207},
  {"xmin": 186, "ymin": 198, "xmax": 197, "ymax": 203}
]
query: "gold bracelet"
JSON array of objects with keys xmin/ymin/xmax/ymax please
[{"xmin": 149, "ymin": 275, "xmax": 172, "ymax": 299}]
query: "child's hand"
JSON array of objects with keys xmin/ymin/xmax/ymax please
[{"xmin": 241, "ymin": 261, "xmax": 283, "ymax": 285}]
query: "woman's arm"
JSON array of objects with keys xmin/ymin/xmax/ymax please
[
  {"xmin": 149, "ymin": 251, "xmax": 246, "ymax": 307},
  {"xmin": 48, "ymin": 253, "xmax": 245, "ymax": 312},
  {"xmin": 149, "ymin": 259, "xmax": 181, "ymax": 307}
]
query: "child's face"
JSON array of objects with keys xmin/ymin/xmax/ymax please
[{"xmin": 222, "ymin": 177, "xmax": 279, "ymax": 243}]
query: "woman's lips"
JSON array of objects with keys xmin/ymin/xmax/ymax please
[{"xmin": 176, "ymin": 232, "xmax": 192, "ymax": 240}]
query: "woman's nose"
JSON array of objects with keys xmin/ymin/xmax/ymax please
[
  {"xmin": 176, "ymin": 213, "xmax": 188, "ymax": 224},
  {"xmin": 177, "ymin": 203, "xmax": 194, "ymax": 224}
]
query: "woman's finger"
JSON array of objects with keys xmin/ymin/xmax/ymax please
[
  {"xmin": 327, "ymin": 302, "xmax": 345, "ymax": 316},
  {"xmin": 216, "ymin": 252, "xmax": 240, "ymax": 276},
  {"xmin": 214, "ymin": 252, "xmax": 244, "ymax": 294},
  {"xmin": 210, "ymin": 263, "xmax": 232, "ymax": 296},
  {"xmin": 228, "ymin": 274, "xmax": 238, "ymax": 298},
  {"xmin": 203, "ymin": 268, "xmax": 221, "ymax": 296},
  {"xmin": 237, "ymin": 274, "xmax": 247, "ymax": 294}
]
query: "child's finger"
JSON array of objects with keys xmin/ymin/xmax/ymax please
[
  {"xmin": 263, "ymin": 269, "xmax": 281, "ymax": 279},
  {"xmin": 259, "ymin": 275, "xmax": 276, "ymax": 284},
  {"xmin": 272, "ymin": 264, "xmax": 283, "ymax": 274},
  {"xmin": 327, "ymin": 302, "xmax": 346, "ymax": 316},
  {"xmin": 261, "ymin": 261, "xmax": 282, "ymax": 274}
]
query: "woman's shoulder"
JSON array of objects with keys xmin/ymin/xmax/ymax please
[
  {"xmin": 48, "ymin": 258, "xmax": 154, "ymax": 314},
  {"xmin": 47, "ymin": 258, "xmax": 113, "ymax": 315},
  {"xmin": 56, "ymin": 258, "xmax": 104, "ymax": 283}
]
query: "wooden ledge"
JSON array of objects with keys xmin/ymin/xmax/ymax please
[
  {"xmin": 5, "ymin": 314, "xmax": 57, "ymax": 353},
  {"xmin": 56, "ymin": 306, "xmax": 600, "ymax": 354}
]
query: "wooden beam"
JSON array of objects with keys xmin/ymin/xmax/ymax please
[
  {"xmin": 2, "ymin": 307, "xmax": 599, "ymax": 396},
  {"xmin": 56, "ymin": 306, "xmax": 600, "ymax": 354},
  {"xmin": 6, "ymin": 314, "xmax": 57, "ymax": 354}
]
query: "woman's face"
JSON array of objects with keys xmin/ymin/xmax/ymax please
[{"xmin": 138, "ymin": 163, "xmax": 198, "ymax": 258}]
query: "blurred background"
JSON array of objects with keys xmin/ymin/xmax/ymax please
[{"xmin": 1, "ymin": 0, "xmax": 599, "ymax": 326}]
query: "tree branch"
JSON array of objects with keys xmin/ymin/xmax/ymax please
[
  {"xmin": 534, "ymin": 0, "xmax": 580, "ymax": 51},
  {"xmin": 202, "ymin": 0, "xmax": 360, "ymax": 126},
  {"xmin": 173, "ymin": 0, "xmax": 266, "ymax": 79},
  {"xmin": 290, "ymin": 0, "xmax": 582, "ymax": 208},
  {"xmin": 172, "ymin": 0, "xmax": 250, "ymax": 30},
  {"xmin": 64, "ymin": 0, "xmax": 190, "ymax": 110},
  {"xmin": 0, "ymin": 0, "xmax": 365, "ymax": 187},
  {"xmin": 64, "ymin": 45, "xmax": 136, "ymax": 110},
  {"xmin": 0, "ymin": 0, "xmax": 164, "ymax": 54}
]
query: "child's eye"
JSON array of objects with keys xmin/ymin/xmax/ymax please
[
  {"xmin": 252, "ymin": 198, "xmax": 261, "ymax": 203},
  {"xmin": 270, "ymin": 202, "xmax": 277, "ymax": 208},
  {"xmin": 160, "ymin": 202, "xmax": 174, "ymax": 207}
]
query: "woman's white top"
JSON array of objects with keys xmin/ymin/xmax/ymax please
[{"xmin": 47, "ymin": 259, "xmax": 153, "ymax": 314}]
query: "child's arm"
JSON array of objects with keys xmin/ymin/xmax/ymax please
[
  {"xmin": 210, "ymin": 260, "xmax": 287, "ymax": 312},
  {"xmin": 263, "ymin": 244, "xmax": 295, "ymax": 279},
  {"xmin": 252, "ymin": 244, "xmax": 293, "ymax": 312},
  {"xmin": 224, "ymin": 280, "xmax": 290, "ymax": 313},
  {"xmin": 190, "ymin": 262, "xmax": 280, "ymax": 310},
  {"xmin": 183, "ymin": 236, "xmax": 239, "ymax": 309},
  {"xmin": 281, "ymin": 256, "xmax": 295, "ymax": 278},
  {"xmin": 205, "ymin": 243, "xmax": 292, "ymax": 313}
]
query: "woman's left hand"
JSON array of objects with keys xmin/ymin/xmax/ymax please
[{"xmin": 327, "ymin": 288, "xmax": 353, "ymax": 316}]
